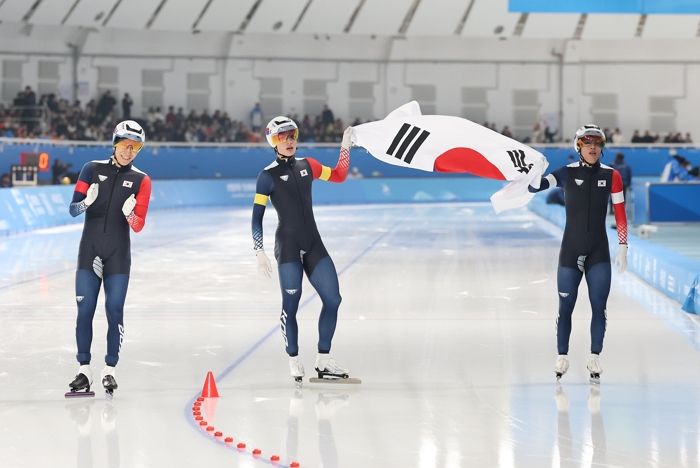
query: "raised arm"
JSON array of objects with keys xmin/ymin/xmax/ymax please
[
  {"xmin": 528, "ymin": 169, "xmax": 563, "ymax": 193},
  {"xmin": 307, "ymin": 127, "xmax": 353, "ymax": 183}
]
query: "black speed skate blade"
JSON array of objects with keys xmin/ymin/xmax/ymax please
[
  {"xmin": 65, "ymin": 390, "xmax": 96, "ymax": 398},
  {"xmin": 309, "ymin": 376, "xmax": 362, "ymax": 384}
]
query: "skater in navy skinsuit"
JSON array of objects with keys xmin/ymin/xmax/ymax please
[
  {"xmin": 252, "ymin": 116, "xmax": 354, "ymax": 382},
  {"xmin": 67, "ymin": 120, "xmax": 151, "ymax": 396},
  {"xmin": 529, "ymin": 125, "xmax": 628, "ymax": 383}
]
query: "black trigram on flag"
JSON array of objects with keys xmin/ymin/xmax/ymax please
[
  {"xmin": 507, "ymin": 149, "xmax": 533, "ymax": 174},
  {"xmin": 386, "ymin": 123, "xmax": 430, "ymax": 164}
]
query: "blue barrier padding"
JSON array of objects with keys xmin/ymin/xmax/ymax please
[
  {"xmin": 0, "ymin": 177, "xmax": 505, "ymax": 235},
  {"xmin": 1, "ymin": 141, "xmax": 698, "ymax": 182},
  {"xmin": 632, "ymin": 180, "xmax": 650, "ymax": 225},
  {"xmin": 648, "ymin": 183, "xmax": 700, "ymax": 222},
  {"xmin": 633, "ymin": 181, "xmax": 700, "ymax": 224},
  {"xmin": 529, "ymin": 195, "xmax": 700, "ymax": 314},
  {"xmin": 683, "ymin": 277, "xmax": 699, "ymax": 314}
]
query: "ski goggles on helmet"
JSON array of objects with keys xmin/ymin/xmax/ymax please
[
  {"xmin": 579, "ymin": 135, "xmax": 605, "ymax": 148},
  {"xmin": 269, "ymin": 128, "xmax": 299, "ymax": 147},
  {"xmin": 114, "ymin": 138, "xmax": 144, "ymax": 153}
]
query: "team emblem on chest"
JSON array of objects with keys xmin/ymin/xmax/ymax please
[
  {"xmin": 300, "ymin": 169, "xmax": 308, "ymax": 177},
  {"xmin": 597, "ymin": 180, "xmax": 606, "ymax": 187}
]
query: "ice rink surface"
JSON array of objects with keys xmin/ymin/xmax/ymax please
[{"xmin": 1, "ymin": 203, "xmax": 699, "ymax": 468}]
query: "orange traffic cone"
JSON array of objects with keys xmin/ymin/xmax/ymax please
[{"xmin": 201, "ymin": 371, "xmax": 220, "ymax": 398}]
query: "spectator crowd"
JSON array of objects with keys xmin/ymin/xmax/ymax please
[
  {"xmin": 1, "ymin": 87, "xmax": 357, "ymax": 144},
  {"xmin": 2, "ymin": 87, "xmax": 694, "ymax": 147}
]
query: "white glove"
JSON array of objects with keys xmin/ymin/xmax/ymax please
[
  {"xmin": 341, "ymin": 126, "xmax": 354, "ymax": 148},
  {"xmin": 256, "ymin": 249, "xmax": 272, "ymax": 279},
  {"xmin": 85, "ymin": 183, "xmax": 99, "ymax": 206},
  {"xmin": 614, "ymin": 244, "xmax": 628, "ymax": 273},
  {"xmin": 122, "ymin": 194, "xmax": 136, "ymax": 217}
]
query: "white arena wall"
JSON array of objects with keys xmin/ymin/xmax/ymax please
[{"xmin": 1, "ymin": 23, "xmax": 699, "ymax": 140}]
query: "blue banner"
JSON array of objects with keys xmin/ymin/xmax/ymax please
[{"xmin": 509, "ymin": 0, "xmax": 700, "ymax": 14}]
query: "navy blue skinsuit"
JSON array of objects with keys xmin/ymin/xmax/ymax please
[
  {"xmin": 252, "ymin": 156, "xmax": 344, "ymax": 357},
  {"xmin": 70, "ymin": 158, "xmax": 151, "ymax": 367},
  {"xmin": 530, "ymin": 160, "xmax": 626, "ymax": 355}
]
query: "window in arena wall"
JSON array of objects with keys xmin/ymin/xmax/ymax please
[
  {"xmin": 2, "ymin": 60, "xmax": 23, "ymax": 102},
  {"xmin": 303, "ymin": 79, "xmax": 327, "ymax": 117},
  {"xmin": 38, "ymin": 61, "xmax": 59, "ymax": 96},
  {"xmin": 589, "ymin": 93, "xmax": 618, "ymax": 130},
  {"xmin": 259, "ymin": 77, "xmax": 283, "ymax": 117},
  {"xmin": 649, "ymin": 96, "xmax": 676, "ymax": 134},
  {"xmin": 461, "ymin": 87, "xmax": 488, "ymax": 126},
  {"xmin": 349, "ymin": 81, "xmax": 375, "ymax": 121},
  {"xmin": 512, "ymin": 89, "xmax": 540, "ymax": 140},
  {"xmin": 97, "ymin": 66, "xmax": 118, "ymax": 100},
  {"xmin": 186, "ymin": 73, "xmax": 210, "ymax": 112},
  {"xmin": 410, "ymin": 84, "xmax": 436, "ymax": 115},
  {"xmin": 141, "ymin": 70, "xmax": 164, "ymax": 110}
]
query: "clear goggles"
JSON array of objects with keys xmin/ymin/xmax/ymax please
[
  {"xmin": 115, "ymin": 139, "xmax": 144, "ymax": 153},
  {"xmin": 270, "ymin": 128, "xmax": 299, "ymax": 147}
]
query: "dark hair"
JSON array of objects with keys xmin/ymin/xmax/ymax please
[{"xmin": 674, "ymin": 155, "xmax": 688, "ymax": 165}]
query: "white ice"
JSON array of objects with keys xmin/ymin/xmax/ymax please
[{"xmin": 0, "ymin": 203, "xmax": 698, "ymax": 468}]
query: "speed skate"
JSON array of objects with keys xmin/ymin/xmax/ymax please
[
  {"xmin": 65, "ymin": 365, "xmax": 96, "ymax": 398},
  {"xmin": 309, "ymin": 354, "xmax": 361, "ymax": 384},
  {"xmin": 309, "ymin": 376, "xmax": 362, "ymax": 384}
]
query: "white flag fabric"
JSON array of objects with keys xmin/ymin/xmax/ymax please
[{"xmin": 352, "ymin": 101, "xmax": 548, "ymax": 213}]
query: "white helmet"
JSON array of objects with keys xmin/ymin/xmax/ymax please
[
  {"xmin": 112, "ymin": 120, "xmax": 145, "ymax": 145},
  {"xmin": 573, "ymin": 124, "xmax": 605, "ymax": 152},
  {"xmin": 265, "ymin": 116, "xmax": 298, "ymax": 148}
]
